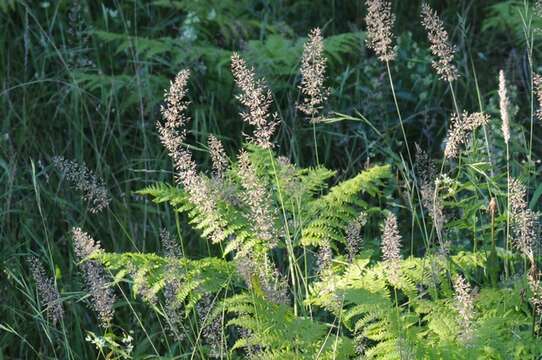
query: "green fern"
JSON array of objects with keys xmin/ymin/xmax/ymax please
[
  {"xmin": 93, "ymin": 252, "xmax": 239, "ymax": 314},
  {"xmin": 308, "ymin": 251, "xmax": 541, "ymax": 358},
  {"xmin": 223, "ymin": 293, "xmax": 355, "ymax": 359},
  {"xmin": 301, "ymin": 164, "xmax": 391, "ymax": 246}
]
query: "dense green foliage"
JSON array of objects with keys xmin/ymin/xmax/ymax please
[{"xmin": 1, "ymin": 0, "xmax": 542, "ymax": 358}]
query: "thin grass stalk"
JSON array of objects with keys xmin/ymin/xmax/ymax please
[
  {"xmin": 108, "ymin": 268, "xmax": 160, "ymax": 356},
  {"xmin": 519, "ymin": 2, "xmax": 535, "ymax": 172},
  {"xmin": 385, "ymin": 62, "xmax": 432, "ymax": 253},
  {"xmin": 471, "ymin": 60, "xmax": 494, "ymax": 177},
  {"xmin": 267, "ymin": 149, "xmax": 300, "ymax": 315},
  {"xmin": 505, "ymin": 144, "xmax": 511, "ymax": 279},
  {"xmin": 385, "ymin": 61, "xmax": 414, "ymax": 169},
  {"xmin": 313, "ymin": 122, "xmax": 319, "ymax": 166}
]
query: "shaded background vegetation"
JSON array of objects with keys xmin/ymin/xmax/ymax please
[{"xmin": 1, "ymin": 0, "xmax": 542, "ymax": 357}]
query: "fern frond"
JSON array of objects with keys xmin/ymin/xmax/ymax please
[
  {"xmin": 301, "ymin": 165, "xmax": 391, "ymax": 246},
  {"xmin": 224, "ymin": 293, "xmax": 355, "ymax": 358},
  {"xmin": 94, "ymin": 252, "xmax": 238, "ymax": 313}
]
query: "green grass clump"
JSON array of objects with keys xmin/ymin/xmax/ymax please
[{"xmin": 1, "ymin": 0, "xmax": 542, "ymax": 358}]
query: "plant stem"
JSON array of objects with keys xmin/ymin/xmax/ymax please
[
  {"xmin": 312, "ymin": 121, "xmax": 320, "ymax": 166},
  {"xmin": 267, "ymin": 149, "xmax": 300, "ymax": 315}
]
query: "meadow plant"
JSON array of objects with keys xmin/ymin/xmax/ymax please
[
  {"xmin": 231, "ymin": 53, "xmax": 278, "ymax": 149},
  {"xmin": 365, "ymin": 0, "xmax": 396, "ymax": 62},
  {"xmin": 345, "ymin": 213, "xmax": 367, "ymax": 263},
  {"xmin": 27, "ymin": 256, "xmax": 64, "ymax": 326},
  {"xmin": 8, "ymin": 2, "xmax": 542, "ymax": 358},
  {"xmin": 381, "ymin": 212, "xmax": 402, "ymax": 284},
  {"xmin": 71, "ymin": 227, "xmax": 116, "ymax": 328},
  {"xmin": 534, "ymin": 73, "xmax": 542, "ymax": 122},
  {"xmin": 420, "ymin": 3, "xmax": 459, "ymax": 82},
  {"xmin": 52, "ymin": 156, "xmax": 110, "ymax": 213},
  {"xmin": 499, "ymin": 70, "xmax": 511, "ymax": 144},
  {"xmin": 453, "ymin": 275, "xmax": 475, "ymax": 343},
  {"xmin": 444, "ymin": 112, "xmax": 490, "ymax": 159},
  {"xmin": 297, "ymin": 27, "xmax": 329, "ymax": 123}
]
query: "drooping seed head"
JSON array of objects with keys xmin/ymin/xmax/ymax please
[
  {"xmin": 420, "ymin": 3, "xmax": 459, "ymax": 82},
  {"xmin": 158, "ymin": 70, "xmax": 227, "ymax": 244},
  {"xmin": 52, "ymin": 156, "xmax": 110, "ymax": 214},
  {"xmin": 508, "ymin": 178, "xmax": 540, "ymax": 261},
  {"xmin": 444, "ymin": 112, "xmax": 490, "ymax": 159},
  {"xmin": 160, "ymin": 228, "xmax": 182, "ymax": 258},
  {"xmin": 71, "ymin": 227, "xmax": 116, "ymax": 328},
  {"xmin": 317, "ymin": 242, "xmax": 333, "ymax": 276},
  {"xmin": 231, "ymin": 53, "xmax": 278, "ymax": 149},
  {"xmin": 27, "ymin": 256, "xmax": 64, "ymax": 326},
  {"xmin": 157, "ymin": 69, "xmax": 199, "ymax": 187},
  {"xmin": 346, "ymin": 213, "xmax": 367, "ymax": 262}
]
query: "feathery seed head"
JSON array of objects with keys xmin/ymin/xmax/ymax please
[
  {"xmin": 27, "ymin": 256, "xmax": 64, "ymax": 325},
  {"xmin": 161, "ymin": 69, "xmax": 191, "ymax": 130},
  {"xmin": 231, "ymin": 53, "xmax": 278, "ymax": 149},
  {"xmin": 381, "ymin": 212, "xmax": 402, "ymax": 283},
  {"xmin": 533, "ymin": 73, "xmax": 542, "ymax": 122},
  {"xmin": 157, "ymin": 69, "xmax": 199, "ymax": 187},
  {"xmin": 365, "ymin": 0, "xmax": 396, "ymax": 62},
  {"xmin": 163, "ymin": 268, "xmax": 186, "ymax": 342},
  {"xmin": 415, "ymin": 144, "xmax": 437, "ymax": 187},
  {"xmin": 453, "ymin": 275, "xmax": 475, "ymax": 343},
  {"xmin": 508, "ymin": 178, "xmax": 539, "ymax": 259},
  {"xmin": 72, "ymin": 226, "xmax": 102, "ymax": 259},
  {"xmin": 498, "ymin": 70, "xmax": 511, "ymax": 144},
  {"xmin": 513, "ymin": 209, "xmax": 539, "ymax": 261},
  {"xmin": 382, "ymin": 213, "xmax": 402, "ymax": 262},
  {"xmin": 509, "ymin": 177, "xmax": 528, "ymax": 214},
  {"xmin": 420, "ymin": 3, "xmax": 459, "ymax": 82},
  {"xmin": 52, "ymin": 156, "xmax": 110, "ymax": 214},
  {"xmin": 208, "ymin": 134, "xmax": 228, "ymax": 180},
  {"xmin": 160, "ymin": 228, "xmax": 182, "ymax": 258},
  {"xmin": 444, "ymin": 112, "xmax": 490, "ymax": 159},
  {"xmin": 528, "ymin": 265, "xmax": 542, "ymax": 317},
  {"xmin": 196, "ymin": 295, "xmax": 225, "ymax": 358},
  {"xmin": 158, "ymin": 70, "xmax": 227, "ymax": 244},
  {"xmin": 238, "ymin": 150, "xmax": 278, "ymax": 248},
  {"xmin": 71, "ymin": 227, "xmax": 116, "ymax": 328},
  {"xmin": 346, "ymin": 213, "xmax": 367, "ymax": 263},
  {"xmin": 317, "ymin": 242, "xmax": 333, "ymax": 276},
  {"xmin": 415, "ymin": 147, "xmax": 447, "ymax": 250},
  {"xmin": 235, "ymin": 254, "xmax": 289, "ymax": 305},
  {"xmin": 297, "ymin": 27, "xmax": 329, "ymax": 122}
]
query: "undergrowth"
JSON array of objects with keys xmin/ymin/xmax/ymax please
[{"xmin": 2, "ymin": 0, "xmax": 542, "ymax": 359}]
